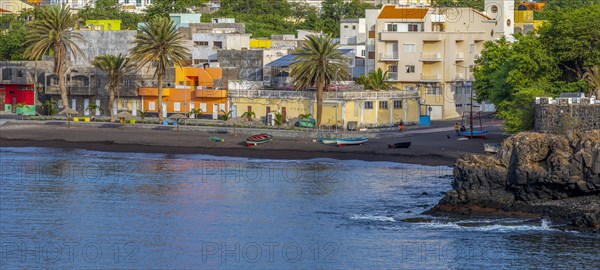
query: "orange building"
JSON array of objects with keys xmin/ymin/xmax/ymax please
[{"xmin": 138, "ymin": 67, "xmax": 228, "ymax": 118}]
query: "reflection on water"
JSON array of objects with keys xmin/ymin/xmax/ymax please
[{"xmin": 1, "ymin": 147, "xmax": 598, "ymax": 269}]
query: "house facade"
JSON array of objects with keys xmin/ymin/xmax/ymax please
[{"xmin": 369, "ymin": 4, "xmax": 509, "ymax": 119}]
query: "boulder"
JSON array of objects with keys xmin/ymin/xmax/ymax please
[{"xmin": 431, "ymin": 130, "xmax": 600, "ymax": 231}]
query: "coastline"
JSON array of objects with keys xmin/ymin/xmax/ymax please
[{"xmin": 0, "ymin": 121, "xmax": 508, "ymax": 166}]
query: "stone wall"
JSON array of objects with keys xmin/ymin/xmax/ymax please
[{"xmin": 534, "ymin": 97, "xmax": 600, "ymax": 133}]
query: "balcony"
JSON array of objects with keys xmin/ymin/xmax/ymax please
[
  {"xmin": 45, "ymin": 85, "xmax": 61, "ymax": 95},
  {"xmin": 138, "ymin": 87, "xmax": 171, "ymax": 96},
  {"xmin": 386, "ymin": 72, "xmax": 399, "ymax": 81},
  {"xmin": 379, "ymin": 53, "xmax": 399, "ymax": 61},
  {"xmin": 455, "ymin": 73, "xmax": 465, "ymax": 81},
  {"xmin": 420, "ymin": 74, "xmax": 442, "ymax": 82},
  {"xmin": 193, "ymin": 89, "xmax": 227, "ymax": 98},
  {"xmin": 456, "ymin": 52, "xmax": 464, "ymax": 61},
  {"xmin": 69, "ymin": 86, "xmax": 97, "ymax": 96},
  {"xmin": 420, "ymin": 53, "xmax": 442, "ymax": 62}
]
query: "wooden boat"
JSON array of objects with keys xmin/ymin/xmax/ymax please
[
  {"xmin": 209, "ymin": 136, "xmax": 224, "ymax": 142},
  {"xmin": 246, "ymin": 133, "xmax": 273, "ymax": 146},
  {"xmin": 460, "ymin": 130, "xmax": 488, "ymax": 138},
  {"xmin": 336, "ymin": 137, "xmax": 368, "ymax": 146},
  {"xmin": 484, "ymin": 143, "xmax": 501, "ymax": 154},
  {"xmin": 320, "ymin": 138, "xmax": 337, "ymax": 144},
  {"xmin": 388, "ymin": 142, "xmax": 411, "ymax": 149}
]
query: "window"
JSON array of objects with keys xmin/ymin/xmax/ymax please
[
  {"xmin": 364, "ymin": 101, "xmax": 373, "ymax": 109},
  {"xmin": 194, "ymin": 41, "xmax": 209, "ymax": 46},
  {"xmin": 491, "ymin": 5, "xmax": 498, "ymax": 13},
  {"xmin": 379, "ymin": 101, "xmax": 388, "ymax": 110},
  {"xmin": 408, "ymin": 24, "xmax": 419, "ymax": 32},
  {"xmin": 352, "ymin": 26, "xmax": 356, "ymax": 30},
  {"xmin": 174, "ymin": 102, "xmax": 181, "ymax": 111},
  {"xmin": 148, "ymin": 102, "xmax": 156, "ymax": 111},
  {"xmin": 136, "ymin": 0, "xmax": 141, "ymax": 6},
  {"xmin": 123, "ymin": 79, "xmax": 132, "ymax": 86},
  {"xmin": 17, "ymin": 70, "xmax": 23, "ymax": 77},
  {"xmin": 404, "ymin": 44, "xmax": 416, "ymax": 53},
  {"xmin": 426, "ymin": 86, "xmax": 441, "ymax": 95},
  {"xmin": 393, "ymin": 100, "xmax": 403, "ymax": 109},
  {"xmin": 389, "ymin": 65, "xmax": 398, "ymax": 73},
  {"xmin": 213, "ymin": 41, "xmax": 223, "ymax": 49},
  {"xmin": 386, "ymin": 23, "xmax": 397, "ymax": 32},
  {"xmin": 405, "ymin": 65, "xmax": 415, "ymax": 73},
  {"xmin": 361, "ymin": 49, "xmax": 365, "ymax": 57},
  {"xmin": 344, "ymin": 25, "xmax": 348, "ymax": 29}
]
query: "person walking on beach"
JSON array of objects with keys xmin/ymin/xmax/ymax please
[
  {"xmin": 454, "ymin": 123, "xmax": 460, "ymax": 135},
  {"xmin": 399, "ymin": 120, "xmax": 405, "ymax": 133}
]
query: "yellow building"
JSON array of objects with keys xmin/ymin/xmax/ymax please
[
  {"xmin": 250, "ymin": 39, "xmax": 272, "ymax": 49},
  {"xmin": 515, "ymin": 2, "xmax": 547, "ymax": 34},
  {"xmin": 85, "ymin": 20, "xmax": 121, "ymax": 31},
  {"xmin": 228, "ymin": 82, "xmax": 420, "ymax": 128}
]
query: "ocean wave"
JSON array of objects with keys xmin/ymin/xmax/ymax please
[
  {"xmin": 416, "ymin": 219, "xmax": 558, "ymax": 232},
  {"xmin": 350, "ymin": 214, "xmax": 396, "ymax": 222}
]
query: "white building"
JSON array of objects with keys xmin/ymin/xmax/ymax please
[
  {"xmin": 339, "ymin": 18, "xmax": 367, "ymax": 78},
  {"xmin": 190, "ymin": 22, "xmax": 252, "ymax": 67}
]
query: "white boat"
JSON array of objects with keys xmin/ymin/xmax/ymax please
[
  {"xmin": 484, "ymin": 143, "xmax": 501, "ymax": 154},
  {"xmin": 321, "ymin": 138, "xmax": 337, "ymax": 144},
  {"xmin": 336, "ymin": 137, "xmax": 368, "ymax": 146}
]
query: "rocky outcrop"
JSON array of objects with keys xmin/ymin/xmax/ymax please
[{"xmin": 429, "ymin": 130, "xmax": 600, "ymax": 232}]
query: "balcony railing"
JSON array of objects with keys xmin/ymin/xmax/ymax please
[
  {"xmin": 379, "ymin": 53, "xmax": 399, "ymax": 61},
  {"xmin": 228, "ymin": 89, "xmax": 419, "ymax": 100},
  {"xmin": 455, "ymin": 73, "xmax": 465, "ymax": 81},
  {"xmin": 456, "ymin": 52, "xmax": 464, "ymax": 61},
  {"xmin": 420, "ymin": 53, "xmax": 442, "ymax": 61},
  {"xmin": 45, "ymin": 85, "xmax": 61, "ymax": 95},
  {"xmin": 420, "ymin": 74, "xmax": 441, "ymax": 82},
  {"xmin": 69, "ymin": 86, "xmax": 97, "ymax": 96}
]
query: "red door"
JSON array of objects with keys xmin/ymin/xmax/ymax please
[
  {"xmin": 282, "ymin": 107, "xmax": 286, "ymax": 123},
  {"xmin": 247, "ymin": 106, "xmax": 252, "ymax": 121},
  {"xmin": 265, "ymin": 106, "xmax": 270, "ymax": 125}
]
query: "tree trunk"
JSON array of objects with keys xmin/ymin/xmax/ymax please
[
  {"xmin": 58, "ymin": 63, "xmax": 69, "ymax": 110},
  {"xmin": 109, "ymin": 85, "xmax": 115, "ymax": 123},
  {"xmin": 316, "ymin": 80, "xmax": 323, "ymax": 128},
  {"xmin": 157, "ymin": 74, "xmax": 164, "ymax": 122}
]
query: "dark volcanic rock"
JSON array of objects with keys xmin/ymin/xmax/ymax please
[{"xmin": 429, "ymin": 130, "xmax": 600, "ymax": 232}]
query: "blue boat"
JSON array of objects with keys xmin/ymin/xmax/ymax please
[
  {"xmin": 460, "ymin": 130, "xmax": 488, "ymax": 138},
  {"xmin": 336, "ymin": 137, "xmax": 368, "ymax": 146}
]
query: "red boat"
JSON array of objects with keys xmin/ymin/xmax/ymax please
[{"xmin": 246, "ymin": 133, "xmax": 273, "ymax": 146}]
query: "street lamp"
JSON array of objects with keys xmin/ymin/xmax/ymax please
[{"xmin": 334, "ymin": 67, "xmax": 341, "ymax": 133}]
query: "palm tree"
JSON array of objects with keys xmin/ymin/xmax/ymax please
[
  {"xmin": 24, "ymin": 5, "xmax": 85, "ymax": 110},
  {"xmin": 290, "ymin": 34, "xmax": 350, "ymax": 127},
  {"xmin": 241, "ymin": 111, "xmax": 256, "ymax": 122},
  {"xmin": 220, "ymin": 110, "xmax": 233, "ymax": 121},
  {"xmin": 92, "ymin": 54, "xmax": 135, "ymax": 122},
  {"xmin": 85, "ymin": 103, "xmax": 101, "ymax": 117},
  {"xmin": 138, "ymin": 110, "xmax": 147, "ymax": 123},
  {"xmin": 367, "ymin": 68, "xmax": 391, "ymax": 91},
  {"xmin": 43, "ymin": 100, "xmax": 57, "ymax": 118},
  {"xmin": 190, "ymin": 108, "xmax": 203, "ymax": 125},
  {"xmin": 273, "ymin": 112, "xmax": 284, "ymax": 129},
  {"xmin": 129, "ymin": 17, "xmax": 190, "ymax": 123}
]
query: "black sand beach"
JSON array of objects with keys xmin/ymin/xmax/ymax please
[{"xmin": 0, "ymin": 121, "xmax": 508, "ymax": 166}]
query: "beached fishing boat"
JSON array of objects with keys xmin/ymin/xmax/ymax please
[
  {"xmin": 388, "ymin": 142, "xmax": 411, "ymax": 149},
  {"xmin": 320, "ymin": 138, "xmax": 337, "ymax": 144},
  {"xmin": 246, "ymin": 133, "xmax": 273, "ymax": 146},
  {"xmin": 336, "ymin": 137, "xmax": 368, "ymax": 146},
  {"xmin": 460, "ymin": 130, "xmax": 488, "ymax": 138},
  {"xmin": 484, "ymin": 143, "xmax": 501, "ymax": 154},
  {"xmin": 209, "ymin": 137, "xmax": 224, "ymax": 142}
]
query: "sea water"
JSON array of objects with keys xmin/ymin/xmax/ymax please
[{"xmin": 0, "ymin": 147, "xmax": 598, "ymax": 269}]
